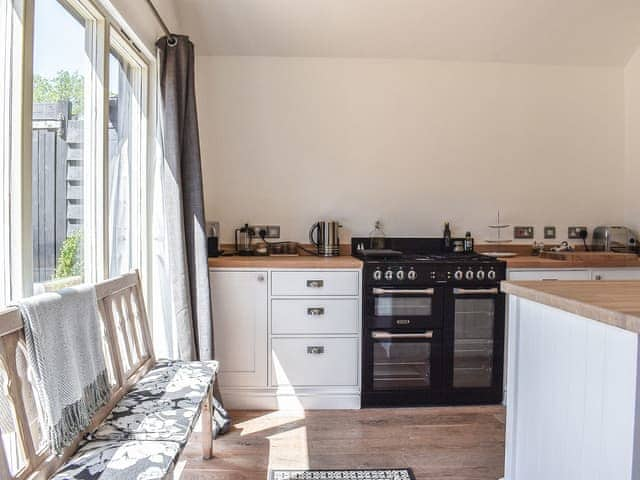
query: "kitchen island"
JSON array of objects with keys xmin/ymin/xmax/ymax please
[{"xmin": 501, "ymin": 280, "xmax": 640, "ymax": 480}]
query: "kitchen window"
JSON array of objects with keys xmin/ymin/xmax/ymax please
[
  {"xmin": 108, "ymin": 29, "xmax": 147, "ymax": 277},
  {"xmin": 0, "ymin": 0, "xmax": 152, "ymax": 300},
  {"xmin": 31, "ymin": 0, "xmax": 95, "ymax": 291}
]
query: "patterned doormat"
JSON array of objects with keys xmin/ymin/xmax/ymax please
[{"xmin": 269, "ymin": 469, "xmax": 415, "ymax": 480}]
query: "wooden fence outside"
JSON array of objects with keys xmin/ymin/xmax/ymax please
[{"xmin": 32, "ymin": 100, "xmax": 118, "ymax": 283}]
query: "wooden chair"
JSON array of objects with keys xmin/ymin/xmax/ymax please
[{"xmin": 0, "ymin": 271, "xmax": 214, "ymax": 479}]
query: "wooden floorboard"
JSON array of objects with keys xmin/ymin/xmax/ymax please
[{"xmin": 180, "ymin": 406, "xmax": 505, "ymax": 480}]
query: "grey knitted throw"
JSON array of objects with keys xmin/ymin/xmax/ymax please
[{"xmin": 17, "ymin": 284, "xmax": 111, "ymax": 454}]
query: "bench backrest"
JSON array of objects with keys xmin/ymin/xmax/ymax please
[{"xmin": 0, "ymin": 271, "xmax": 156, "ymax": 480}]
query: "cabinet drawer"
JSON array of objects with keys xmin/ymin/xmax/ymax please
[
  {"xmin": 272, "ymin": 299, "xmax": 359, "ymax": 335},
  {"xmin": 591, "ymin": 269, "xmax": 640, "ymax": 281},
  {"xmin": 271, "ymin": 271, "xmax": 359, "ymax": 296},
  {"xmin": 271, "ymin": 337, "xmax": 359, "ymax": 387},
  {"xmin": 508, "ymin": 270, "xmax": 590, "ymax": 281}
]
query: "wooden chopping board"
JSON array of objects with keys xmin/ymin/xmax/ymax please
[{"xmin": 540, "ymin": 251, "xmax": 640, "ymax": 267}]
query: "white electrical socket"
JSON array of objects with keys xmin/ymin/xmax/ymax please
[
  {"xmin": 250, "ymin": 225, "xmax": 280, "ymax": 239},
  {"xmin": 568, "ymin": 226, "xmax": 587, "ymax": 239}
]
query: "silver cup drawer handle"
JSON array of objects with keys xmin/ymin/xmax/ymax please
[
  {"xmin": 307, "ymin": 307, "xmax": 325, "ymax": 316},
  {"xmin": 306, "ymin": 280, "xmax": 324, "ymax": 288},
  {"xmin": 307, "ymin": 346, "xmax": 325, "ymax": 355}
]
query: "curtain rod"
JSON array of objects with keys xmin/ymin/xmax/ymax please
[{"xmin": 144, "ymin": 0, "xmax": 177, "ymax": 46}]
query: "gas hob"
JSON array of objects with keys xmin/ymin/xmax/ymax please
[{"xmin": 352, "ymin": 237, "xmax": 506, "ymax": 286}]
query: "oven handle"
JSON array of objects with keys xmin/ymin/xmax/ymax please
[
  {"xmin": 372, "ymin": 288, "xmax": 435, "ymax": 295},
  {"xmin": 453, "ymin": 288, "xmax": 499, "ymax": 295},
  {"xmin": 371, "ymin": 331, "xmax": 434, "ymax": 340}
]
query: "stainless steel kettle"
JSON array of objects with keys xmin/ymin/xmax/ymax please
[{"xmin": 309, "ymin": 220, "xmax": 341, "ymax": 256}]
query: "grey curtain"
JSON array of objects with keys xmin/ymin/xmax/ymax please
[
  {"xmin": 155, "ymin": 35, "xmax": 231, "ymax": 436},
  {"xmin": 156, "ymin": 35, "xmax": 211, "ymax": 361}
]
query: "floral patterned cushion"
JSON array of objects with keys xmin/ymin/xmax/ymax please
[
  {"xmin": 51, "ymin": 440, "xmax": 180, "ymax": 480},
  {"xmin": 88, "ymin": 360, "xmax": 218, "ymax": 446}
]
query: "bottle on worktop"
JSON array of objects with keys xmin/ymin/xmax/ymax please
[
  {"xmin": 464, "ymin": 231, "xmax": 474, "ymax": 253},
  {"xmin": 443, "ymin": 222, "xmax": 452, "ymax": 252},
  {"xmin": 369, "ymin": 220, "xmax": 386, "ymax": 249}
]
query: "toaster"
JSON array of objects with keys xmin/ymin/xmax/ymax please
[{"xmin": 592, "ymin": 226, "xmax": 637, "ymax": 252}]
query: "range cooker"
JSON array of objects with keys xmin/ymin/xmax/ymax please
[{"xmin": 352, "ymin": 237, "xmax": 506, "ymax": 407}]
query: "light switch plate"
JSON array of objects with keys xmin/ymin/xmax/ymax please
[
  {"xmin": 544, "ymin": 226, "xmax": 556, "ymax": 239},
  {"xmin": 206, "ymin": 221, "xmax": 220, "ymax": 237},
  {"xmin": 568, "ymin": 226, "xmax": 587, "ymax": 239},
  {"xmin": 514, "ymin": 226, "xmax": 534, "ymax": 239}
]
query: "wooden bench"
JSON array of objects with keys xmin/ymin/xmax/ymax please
[{"xmin": 0, "ymin": 271, "xmax": 217, "ymax": 479}]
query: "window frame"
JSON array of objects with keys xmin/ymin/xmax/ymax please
[
  {"xmin": 2, "ymin": 0, "xmax": 153, "ymax": 301},
  {"xmin": 3, "ymin": 0, "xmax": 31, "ymax": 303},
  {"xmin": 1, "ymin": 0, "xmax": 11, "ymax": 306},
  {"xmin": 25, "ymin": 0, "xmax": 106, "ymax": 292}
]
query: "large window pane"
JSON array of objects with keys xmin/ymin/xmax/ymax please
[
  {"xmin": 31, "ymin": 0, "xmax": 87, "ymax": 291},
  {"xmin": 108, "ymin": 42, "xmax": 143, "ymax": 277}
]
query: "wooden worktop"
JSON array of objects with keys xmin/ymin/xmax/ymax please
[
  {"xmin": 208, "ymin": 255, "xmax": 363, "ymax": 269},
  {"xmin": 505, "ymin": 254, "xmax": 640, "ymax": 269},
  {"xmin": 504, "ymin": 256, "xmax": 575, "ymax": 268},
  {"xmin": 501, "ymin": 280, "xmax": 640, "ymax": 334}
]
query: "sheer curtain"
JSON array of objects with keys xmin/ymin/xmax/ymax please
[{"xmin": 108, "ymin": 56, "xmax": 133, "ymax": 277}]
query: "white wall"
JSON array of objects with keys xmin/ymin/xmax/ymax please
[
  {"xmin": 625, "ymin": 49, "xmax": 640, "ymax": 232},
  {"xmin": 196, "ymin": 56, "xmax": 626, "ymax": 243}
]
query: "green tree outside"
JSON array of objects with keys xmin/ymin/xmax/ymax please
[
  {"xmin": 33, "ymin": 70, "xmax": 84, "ymax": 116},
  {"xmin": 54, "ymin": 230, "xmax": 83, "ymax": 280}
]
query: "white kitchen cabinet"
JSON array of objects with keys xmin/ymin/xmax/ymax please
[
  {"xmin": 590, "ymin": 269, "xmax": 640, "ymax": 281},
  {"xmin": 210, "ymin": 270, "xmax": 268, "ymax": 387},
  {"xmin": 507, "ymin": 269, "xmax": 590, "ymax": 281},
  {"xmin": 272, "ymin": 298, "xmax": 359, "ymax": 335},
  {"xmin": 211, "ymin": 267, "xmax": 361, "ymax": 410},
  {"xmin": 508, "ymin": 268, "xmax": 640, "ymax": 282},
  {"xmin": 271, "ymin": 337, "xmax": 359, "ymax": 387},
  {"xmin": 271, "ymin": 271, "xmax": 359, "ymax": 296}
]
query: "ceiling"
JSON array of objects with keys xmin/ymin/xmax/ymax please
[{"xmin": 170, "ymin": 0, "xmax": 640, "ymax": 66}]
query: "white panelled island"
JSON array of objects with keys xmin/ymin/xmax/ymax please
[{"xmin": 501, "ymin": 280, "xmax": 640, "ymax": 480}]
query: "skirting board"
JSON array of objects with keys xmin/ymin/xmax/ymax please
[{"xmin": 220, "ymin": 389, "xmax": 361, "ymax": 410}]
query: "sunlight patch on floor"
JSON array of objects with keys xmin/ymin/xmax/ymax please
[
  {"xmin": 268, "ymin": 425, "xmax": 310, "ymax": 470},
  {"xmin": 235, "ymin": 410, "xmax": 307, "ymax": 436}
]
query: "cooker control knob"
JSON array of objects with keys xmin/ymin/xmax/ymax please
[
  {"xmin": 487, "ymin": 270, "xmax": 497, "ymax": 280},
  {"xmin": 476, "ymin": 270, "xmax": 485, "ymax": 280},
  {"xmin": 454, "ymin": 270, "xmax": 464, "ymax": 281},
  {"xmin": 385, "ymin": 270, "xmax": 394, "ymax": 281},
  {"xmin": 396, "ymin": 270, "xmax": 405, "ymax": 280},
  {"xmin": 373, "ymin": 270, "xmax": 382, "ymax": 281},
  {"xmin": 408, "ymin": 270, "xmax": 417, "ymax": 281},
  {"xmin": 465, "ymin": 270, "xmax": 475, "ymax": 280}
]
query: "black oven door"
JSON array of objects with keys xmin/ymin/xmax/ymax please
[
  {"xmin": 445, "ymin": 287, "xmax": 505, "ymax": 404},
  {"xmin": 365, "ymin": 286, "xmax": 444, "ymax": 330},
  {"xmin": 362, "ymin": 329, "xmax": 443, "ymax": 407}
]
